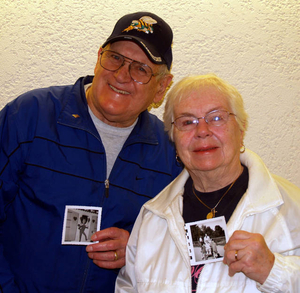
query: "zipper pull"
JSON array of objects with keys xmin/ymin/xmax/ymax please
[{"xmin": 105, "ymin": 179, "xmax": 109, "ymax": 198}]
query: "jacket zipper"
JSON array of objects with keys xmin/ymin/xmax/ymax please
[{"xmin": 105, "ymin": 179, "xmax": 109, "ymax": 198}]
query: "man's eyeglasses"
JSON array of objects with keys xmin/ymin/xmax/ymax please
[
  {"xmin": 100, "ymin": 50, "xmax": 158, "ymax": 84},
  {"xmin": 172, "ymin": 110, "xmax": 236, "ymax": 131}
]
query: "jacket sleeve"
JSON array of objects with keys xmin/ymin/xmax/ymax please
[
  {"xmin": 257, "ymin": 175, "xmax": 300, "ymax": 292},
  {"xmin": 0, "ymin": 104, "xmax": 22, "ymax": 292},
  {"xmin": 257, "ymin": 253, "xmax": 300, "ymax": 293},
  {"xmin": 115, "ymin": 209, "xmax": 145, "ymax": 293}
]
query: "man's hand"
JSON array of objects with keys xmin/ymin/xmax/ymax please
[
  {"xmin": 86, "ymin": 227, "xmax": 129, "ymax": 269},
  {"xmin": 223, "ymin": 230, "xmax": 275, "ymax": 284}
]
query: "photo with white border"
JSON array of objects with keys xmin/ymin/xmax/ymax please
[
  {"xmin": 185, "ymin": 216, "xmax": 228, "ymax": 266},
  {"xmin": 62, "ymin": 205, "xmax": 102, "ymax": 245}
]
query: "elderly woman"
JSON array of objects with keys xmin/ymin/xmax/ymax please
[{"xmin": 115, "ymin": 74, "xmax": 300, "ymax": 292}]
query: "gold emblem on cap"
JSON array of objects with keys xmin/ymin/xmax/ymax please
[{"xmin": 123, "ymin": 16, "xmax": 157, "ymax": 34}]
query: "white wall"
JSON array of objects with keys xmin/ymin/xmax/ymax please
[{"xmin": 1, "ymin": 0, "xmax": 299, "ymax": 186}]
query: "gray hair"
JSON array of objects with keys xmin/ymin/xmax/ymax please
[
  {"xmin": 155, "ymin": 64, "xmax": 170, "ymax": 80},
  {"xmin": 163, "ymin": 74, "xmax": 249, "ymax": 141},
  {"xmin": 148, "ymin": 64, "xmax": 171, "ymax": 110}
]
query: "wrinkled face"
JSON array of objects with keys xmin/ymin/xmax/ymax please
[
  {"xmin": 87, "ymin": 41, "xmax": 171, "ymax": 127},
  {"xmin": 173, "ymin": 86, "xmax": 243, "ymax": 176}
]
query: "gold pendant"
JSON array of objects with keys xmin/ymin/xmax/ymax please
[
  {"xmin": 206, "ymin": 212, "xmax": 213, "ymax": 219},
  {"xmin": 206, "ymin": 209, "xmax": 215, "ymax": 219}
]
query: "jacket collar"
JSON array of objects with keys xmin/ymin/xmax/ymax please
[
  {"xmin": 227, "ymin": 149, "xmax": 284, "ymax": 234},
  {"xmin": 57, "ymin": 76, "xmax": 99, "ymax": 139},
  {"xmin": 124, "ymin": 110, "xmax": 159, "ymax": 147},
  {"xmin": 144, "ymin": 169, "xmax": 189, "ymax": 216},
  {"xmin": 144, "ymin": 169, "xmax": 191, "ymax": 267},
  {"xmin": 145, "ymin": 149, "xmax": 284, "ymax": 234},
  {"xmin": 146, "ymin": 149, "xmax": 283, "ymax": 215}
]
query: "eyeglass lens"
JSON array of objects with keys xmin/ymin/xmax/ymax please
[
  {"xmin": 174, "ymin": 110, "xmax": 232, "ymax": 131},
  {"xmin": 100, "ymin": 50, "xmax": 154, "ymax": 84}
]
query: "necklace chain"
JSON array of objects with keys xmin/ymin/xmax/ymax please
[{"xmin": 192, "ymin": 178, "xmax": 237, "ymax": 219}]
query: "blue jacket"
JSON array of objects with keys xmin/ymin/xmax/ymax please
[{"xmin": 0, "ymin": 76, "xmax": 182, "ymax": 292}]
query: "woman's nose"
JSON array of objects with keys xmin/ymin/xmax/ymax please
[{"xmin": 194, "ymin": 119, "xmax": 212, "ymax": 138}]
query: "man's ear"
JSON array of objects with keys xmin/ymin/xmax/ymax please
[
  {"xmin": 94, "ymin": 47, "xmax": 103, "ymax": 74},
  {"xmin": 153, "ymin": 74, "xmax": 173, "ymax": 104}
]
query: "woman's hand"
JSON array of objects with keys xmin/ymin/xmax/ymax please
[{"xmin": 223, "ymin": 230, "xmax": 275, "ymax": 284}]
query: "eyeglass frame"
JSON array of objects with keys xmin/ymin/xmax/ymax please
[
  {"xmin": 99, "ymin": 50, "xmax": 159, "ymax": 84},
  {"xmin": 171, "ymin": 109, "xmax": 236, "ymax": 131}
]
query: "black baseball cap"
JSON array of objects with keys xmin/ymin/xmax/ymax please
[{"xmin": 102, "ymin": 12, "xmax": 173, "ymax": 70}]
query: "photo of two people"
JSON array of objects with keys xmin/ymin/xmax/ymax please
[{"xmin": 185, "ymin": 216, "xmax": 228, "ymax": 266}]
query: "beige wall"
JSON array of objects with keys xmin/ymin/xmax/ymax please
[{"xmin": 1, "ymin": 0, "xmax": 299, "ymax": 186}]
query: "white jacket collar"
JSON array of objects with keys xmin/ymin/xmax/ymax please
[
  {"xmin": 144, "ymin": 168, "xmax": 189, "ymax": 217},
  {"xmin": 227, "ymin": 149, "xmax": 284, "ymax": 234},
  {"xmin": 145, "ymin": 149, "xmax": 283, "ymax": 231}
]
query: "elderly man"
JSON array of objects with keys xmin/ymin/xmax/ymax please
[{"xmin": 0, "ymin": 12, "xmax": 181, "ymax": 292}]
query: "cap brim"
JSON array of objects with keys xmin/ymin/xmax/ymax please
[{"xmin": 102, "ymin": 35, "xmax": 165, "ymax": 66}]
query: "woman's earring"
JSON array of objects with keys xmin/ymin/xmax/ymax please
[
  {"xmin": 176, "ymin": 151, "xmax": 182, "ymax": 163},
  {"xmin": 240, "ymin": 144, "xmax": 245, "ymax": 153}
]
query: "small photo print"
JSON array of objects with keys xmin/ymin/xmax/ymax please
[
  {"xmin": 62, "ymin": 205, "xmax": 102, "ymax": 245},
  {"xmin": 185, "ymin": 216, "xmax": 228, "ymax": 266}
]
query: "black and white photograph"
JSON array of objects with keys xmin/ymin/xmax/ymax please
[
  {"xmin": 185, "ymin": 216, "xmax": 228, "ymax": 266},
  {"xmin": 61, "ymin": 206, "xmax": 102, "ymax": 245}
]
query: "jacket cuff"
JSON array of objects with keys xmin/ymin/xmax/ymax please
[{"xmin": 256, "ymin": 253, "xmax": 290, "ymax": 293}]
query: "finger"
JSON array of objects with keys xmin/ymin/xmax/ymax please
[
  {"xmin": 86, "ymin": 228, "xmax": 129, "ymax": 252},
  {"xmin": 229, "ymin": 230, "xmax": 252, "ymax": 241},
  {"xmin": 225, "ymin": 231, "xmax": 253, "ymax": 251},
  {"xmin": 92, "ymin": 257, "xmax": 125, "ymax": 269},
  {"xmin": 91, "ymin": 248, "xmax": 126, "ymax": 268},
  {"xmin": 87, "ymin": 247, "xmax": 125, "ymax": 261},
  {"xmin": 226, "ymin": 249, "xmax": 248, "ymax": 277},
  {"xmin": 228, "ymin": 261, "xmax": 242, "ymax": 277},
  {"xmin": 227, "ymin": 249, "xmax": 256, "ymax": 277},
  {"xmin": 227, "ymin": 245, "xmax": 275, "ymax": 284},
  {"xmin": 88, "ymin": 249, "xmax": 126, "ymax": 269},
  {"xmin": 91, "ymin": 227, "xmax": 126, "ymax": 242},
  {"xmin": 87, "ymin": 238, "xmax": 120, "ymax": 252},
  {"xmin": 224, "ymin": 248, "xmax": 242, "ymax": 266},
  {"xmin": 225, "ymin": 236, "xmax": 256, "ymax": 253}
]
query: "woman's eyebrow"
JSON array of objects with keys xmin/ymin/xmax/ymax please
[{"xmin": 176, "ymin": 107, "xmax": 225, "ymax": 117}]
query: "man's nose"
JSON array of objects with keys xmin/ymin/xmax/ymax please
[{"xmin": 113, "ymin": 60, "xmax": 132, "ymax": 83}]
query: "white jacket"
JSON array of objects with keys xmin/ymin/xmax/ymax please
[{"xmin": 116, "ymin": 149, "xmax": 300, "ymax": 293}]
